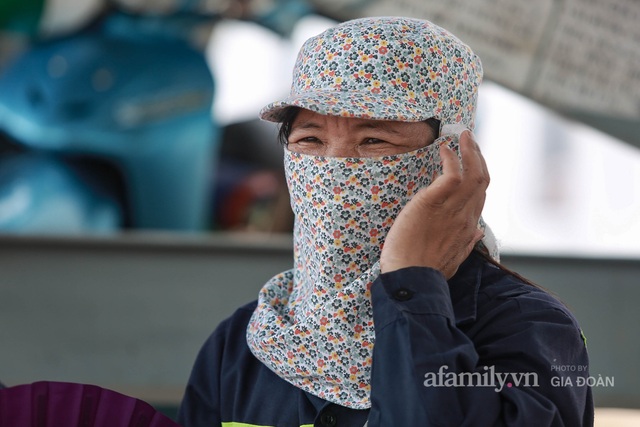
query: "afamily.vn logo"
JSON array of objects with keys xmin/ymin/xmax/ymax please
[{"xmin": 423, "ymin": 365, "xmax": 539, "ymax": 392}]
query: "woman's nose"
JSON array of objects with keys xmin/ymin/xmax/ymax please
[{"xmin": 323, "ymin": 139, "xmax": 360, "ymax": 157}]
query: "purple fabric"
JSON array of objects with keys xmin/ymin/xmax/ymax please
[{"xmin": 0, "ymin": 381, "xmax": 181, "ymax": 427}]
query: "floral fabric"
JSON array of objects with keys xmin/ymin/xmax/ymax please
[
  {"xmin": 247, "ymin": 134, "xmax": 498, "ymax": 408},
  {"xmin": 260, "ymin": 16, "xmax": 483, "ymax": 131}
]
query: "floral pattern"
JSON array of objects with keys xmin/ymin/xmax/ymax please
[
  {"xmin": 260, "ymin": 16, "xmax": 483, "ymax": 131},
  {"xmin": 247, "ymin": 135, "xmax": 496, "ymax": 408}
]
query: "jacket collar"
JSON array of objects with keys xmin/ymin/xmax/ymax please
[{"xmin": 448, "ymin": 251, "xmax": 484, "ymax": 326}]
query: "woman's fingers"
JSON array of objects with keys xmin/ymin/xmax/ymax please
[
  {"xmin": 460, "ymin": 131, "xmax": 490, "ymax": 189},
  {"xmin": 461, "ymin": 131, "xmax": 490, "ymax": 221},
  {"xmin": 425, "ymin": 132, "xmax": 487, "ymax": 213}
]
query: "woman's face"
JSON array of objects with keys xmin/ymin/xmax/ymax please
[{"xmin": 286, "ymin": 109, "xmax": 438, "ymax": 158}]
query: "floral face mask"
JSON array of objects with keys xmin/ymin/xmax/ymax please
[{"xmin": 246, "ymin": 133, "xmax": 497, "ymax": 409}]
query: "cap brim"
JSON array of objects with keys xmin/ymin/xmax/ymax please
[{"xmin": 259, "ymin": 90, "xmax": 436, "ymax": 123}]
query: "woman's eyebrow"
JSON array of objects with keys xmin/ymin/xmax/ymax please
[
  {"xmin": 291, "ymin": 119, "xmax": 403, "ymax": 135},
  {"xmin": 353, "ymin": 122, "xmax": 402, "ymax": 135},
  {"xmin": 291, "ymin": 120, "xmax": 322, "ymax": 131}
]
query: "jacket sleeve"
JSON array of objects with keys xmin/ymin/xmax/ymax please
[
  {"xmin": 367, "ymin": 265, "xmax": 594, "ymax": 426},
  {"xmin": 177, "ymin": 328, "xmax": 224, "ymax": 427}
]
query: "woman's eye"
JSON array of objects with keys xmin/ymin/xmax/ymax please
[
  {"xmin": 302, "ymin": 137, "xmax": 322, "ymax": 143},
  {"xmin": 362, "ymin": 138, "xmax": 386, "ymax": 145},
  {"xmin": 290, "ymin": 137, "xmax": 322, "ymax": 145}
]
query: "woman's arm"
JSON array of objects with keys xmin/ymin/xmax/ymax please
[{"xmin": 368, "ymin": 256, "xmax": 593, "ymax": 426}]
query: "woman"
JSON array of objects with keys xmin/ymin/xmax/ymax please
[{"xmin": 178, "ymin": 16, "xmax": 593, "ymax": 426}]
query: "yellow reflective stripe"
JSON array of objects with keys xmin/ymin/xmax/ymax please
[
  {"xmin": 221, "ymin": 423, "xmax": 270, "ymax": 427},
  {"xmin": 221, "ymin": 423, "xmax": 314, "ymax": 427}
]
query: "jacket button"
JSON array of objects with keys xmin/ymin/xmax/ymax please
[
  {"xmin": 393, "ymin": 288, "xmax": 413, "ymax": 301},
  {"xmin": 319, "ymin": 412, "xmax": 337, "ymax": 426}
]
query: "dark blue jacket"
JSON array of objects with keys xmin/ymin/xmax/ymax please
[{"xmin": 178, "ymin": 251, "xmax": 594, "ymax": 426}]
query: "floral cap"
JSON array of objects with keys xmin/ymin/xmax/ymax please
[{"xmin": 260, "ymin": 16, "xmax": 483, "ymax": 132}]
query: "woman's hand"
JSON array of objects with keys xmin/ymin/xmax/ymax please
[{"xmin": 380, "ymin": 131, "xmax": 489, "ymax": 279}]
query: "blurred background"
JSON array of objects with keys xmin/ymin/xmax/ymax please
[{"xmin": 0, "ymin": 0, "xmax": 638, "ymax": 424}]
